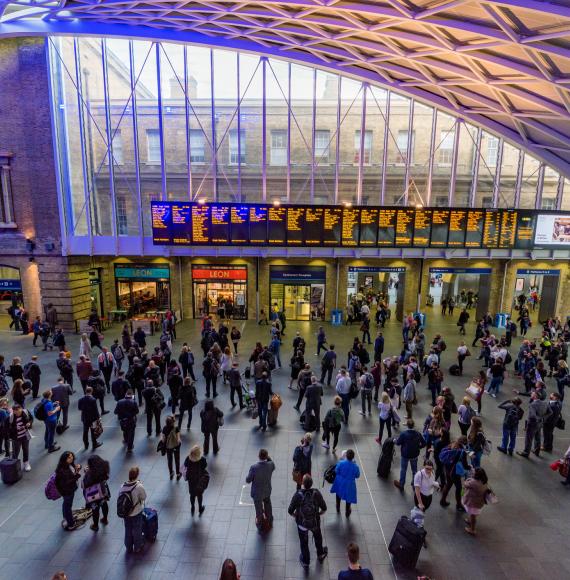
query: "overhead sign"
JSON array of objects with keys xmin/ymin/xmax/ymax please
[
  {"xmin": 429, "ymin": 268, "xmax": 492, "ymax": 274},
  {"xmin": 114, "ymin": 264, "xmax": 170, "ymax": 280},
  {"xmin": 348, "ymin": 266, "xmax": 405, "ymax": 273},
  {"xmin": 516, "ymin": 269, "xmax": 560, "ymax": 275},
  {"xmin": 191, "ymin": 265, "xmax": 247, "ymax": 280},
  {"xmin": 270, "ymin": 266, "xmax": 326, "ymax": 283},
  {"xmin": 0, "ymin": 280, "xmax": 22, "ymax": 291}
]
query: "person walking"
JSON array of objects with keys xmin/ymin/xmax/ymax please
[
  {"xmin": 183, "ymin": 445, "xmax": 208, "ymax": 516},
  {"xmin": 517, "ymin": 391, "xmax": 552, "ymax": 458},
  {"xmin": 245, "ymin": 448, "xmax": 275, "ymax": 530},
  {"xmin": 160, "ymin": 415, "xmax": 182, "ymax": 480},
  {"xmin": 294, "ymin": 364, "xmax": 312, "ymax": 411},
  {"xmin": 228, "ymin": 362, "xmax": 244, "ymax": 409},
  {"xmin": 167, "ymin": 361, "xmax": 182, "ymax": 415},
  {"xmin": 316, "ymin": 326, "xmax": 328, "ymax": 356},
  {"xmin": 55, "ymin": 451, "xmax": 82, "ymax": 531},
  {"xmin": 254, "ymin": 372, "xmax": 273, "ymax": 432},
  {"xmin": 462, "ymin": 467, "xmax": 490, "ymax": 536},
  {"xmin": 413, "ymin": 459, "xmax": 439, "ymax": 514},
  {"xmin": 76, "ymin": 355, "xmax": 93, "ymax": 395},
  {"xmin": 97, "ymin": 348, "xmax": 115, "ymax": 393},
  {"xmin": 200, "ymin": 399, "xmax": 223, "ymax": 455},
  {"xmin": 330, "ymin": 449, "xmax": 360, "ymax": 517},
  {"xmin": 375, "ymin": 392, "xmax": 393, "ymax": 445},
  {"xmin": 320, "ymin": 345, "xmax": 337, "ymax": 387},
  {"xmin": 230, "ymin": 326, "xmax": 241, "ymax": 355},
  {"xmin": 439, "ymin": 436, "xmax": 469, "ymax": 511},
  {"xmin": 82, "ymin": 454, "xmax": 110, "ymax": 532},
  {"xmin": 78, "ymin": 387, "xmax": 102, "ymax": 451},
  {"xmin": 292, "ymin": 434, "xmax": 313, "ymax": 490},
  {"xmin": 142, "ymin": 379, "xmax": 164, "ymax": 437},
  {"xmin": 305, "ymin": 376, "xmax": 324, "ymax": 431},
  {"xmin": 39, "ymin": 389, "xmax": 60, "ymax": 453},
  {"xmin": 9, "ymin": 404, "xmax": 32, "ymax": 472},
  {"xmin": 338, "ymin": 542, "xmax": 373, "ymax": 580},
  {"xmin": 321, "ymin": 396, "xmax": 344, "ymax": 451},
  {"xmin": 11, "ymin": 379, "xmax": 30, "ymax": 409},
  {"xmin": 51, "ymin": 377, "xmax": 73, "ymax": 432},
  {"xmin": 467, "ymin": 417, "xmax": 486, "ymax": 468},
  {"xmin": 202, "ymin": 352, "xmax": 220, "ymax": 398},
  {"xmin": 114, "ymin": 390, "xmax": 139, "ymax": 453},
  {"xmin": 427, "ymin": 362, "xmax": 443, "ymax": 407},
  {"xmin": 358, "ymin": 367, "xmax": 374, "ymax": 417},
  {"xmin": 457, "ymin": 309, "xmax": 469, "ymax": 335},
  {"xmin": 119, "ymin": 466, "xmax": 147, "ymax": 552},
  {"xmin": 178, "ymin": 345, "xmax": 196, "ymax": 381},
  {"xmin": 335, "ymin": 369, "xmax": 352, "ymax": 424},
  {"xmin": 457, "ymin": 397, "xmax": 475, "ymax": 436},
  {"xmin": 402, "ymin": 375, "xmax": 416, "ymax": 420},
  {"xmin": 220, "ymin": 559, "xmax": 241, "ymax": 580},
  {"xmin": 24, "ymin": 356, "xmax": 41, "ymax": 399},
  {"xmin": 88, "ymin": 370, "xmax": 108, "ymax": 416},
  {"xmin": 393, "ymin": 419, "xmax": 426, "ymax": 491},
  {"xmin": 112, "ymin": 370, "xmax": 130, "ymax": 403},
  {"xmin": 497, "ymin": 397, "xmax": 524, "ymax": 456},
  {"xmin": 542, "ymin": 392, "xmax": 563, "ymax": 453},
  {"xmin": 178, "ymin": 377, "xmax": 198, "ymax": 430},
  {"xmin": 457, "ymin": 341, "xmax": 470, "ymax": 376}
]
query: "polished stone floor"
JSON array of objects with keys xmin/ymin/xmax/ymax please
[{"xmin": 0, "ymin": 311, "xmax": 569, "ymax": 580}]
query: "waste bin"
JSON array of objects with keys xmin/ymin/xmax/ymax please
[
  {"xmin": 413, "ymin": 312, "xmax": 426, "ymax": 328},
  {"xmin": 331, "ymin": 309, "xmax": 343, "ymax": 326},
  {"xmin": 494, "ymin": 313, "xmax": 508, "ymax": 329}
]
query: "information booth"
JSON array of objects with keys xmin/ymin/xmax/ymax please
[
  {"xmin": 270, "ymin": 266, "xmax": 326, "ymax": 321},
  {"xmin": 114, "ymin": 264, "xmax": 171, "ymax": 317},
  {"xmin": 191, "ymin": 265, "xmax": 248, "ymax": 319}
]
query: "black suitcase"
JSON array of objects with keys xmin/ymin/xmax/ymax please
[
  {"xmin": 449, "ymin": 364, "xmax": 461, "ymax": 376},
  {"xmin": 1, "ymin": 458, "xmax": 22, "ymax": 484},
  {"xmin": 388, "ymin": 516, "xmax": 426, "ymax": 568},
  {"xmin": 142, "ymin": 507, "xmax": 158, "ymax": 542},
  {"xmin": 377, "ymin": 438, "xmax": 395, "ymax": 478}
]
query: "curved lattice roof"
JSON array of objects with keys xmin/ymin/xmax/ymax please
[{"xmin": 1, "ymin": 0, "xmax": 570, "ymax": 176}]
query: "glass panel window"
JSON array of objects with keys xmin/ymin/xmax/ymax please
[
  {"xmin": 438, "ymin": 130, "xmax": 454, "ymax": 165},
  {"xmin": 116, "ymin": 196, "xmax": 128, "ymax": 235},
  {"xmin": 519, "ymin": 153, "xmax": 540, "ymax": 209},
  {"xmin": 146, "ymin": 129, "xmax": 161, "ymax": 164},
  {"xmin": 111, "ymin": 129, "xmax": 124, "ymax": 166},
  {"xmin": 315, "ymin": 130, "xmax": 331, "ymax": 165},
  {"xmin": 0, "ymin": 160, "xmax": 15, "ymax": 224},
  {"xmin": 396, "ymin": 130, "xmax": 409, "ymax": 164},
  {"xmin": 354, "ymin": 130, "xmax": 372, "ymax": 165},
  {"xmin": 229, "ymin": 129, "xmax": 245, "ymax": 165},
  {"xmin": 487, "ymin": 136, "xmax": 499, "ymax": 166},
  {"xmin": 541, "ymin": 197, "xmax": 556, "ymax": 210},
  {"xmin": 474, "ymin": 131, "xmax": 498, "ymax": 207},
  {"xmin": 270, "ymin": 130, "xmax": 287, "ymax": 166},
  {"xmin": 189, "ymin": 129, "xmax": 205, "ymax": 163}
]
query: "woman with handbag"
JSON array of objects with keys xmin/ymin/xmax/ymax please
[
  {"xmin": 292, "ymin": 433, "xmax": 313, "ymax": 490},
  {"xmin": 161, "ymin": 415, "xmax": 182, "ymax": 480},
  {"xmin": 82, "ymin": 455, "xmax": 110, "ymax": 532},
  {"xmin": 462, "ymin": 467, "xmax": 491, "ymax": 535},
  {"xmin": 184, "ymin": 445, "xmax": 209, "ymax": 516}
]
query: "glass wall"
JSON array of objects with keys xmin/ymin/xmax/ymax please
[{"xmin": 48, "ymin": 37, "xmax": 568, "ymax": 238}]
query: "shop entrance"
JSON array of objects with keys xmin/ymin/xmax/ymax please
[
  {"xmin": 347, "ymin": 266, "xmax": 406, "ymax": 321},
  {"xmin": 114, "ymin": 264, "xmax": 171, "ymax": 317},
  {"xmin": 0, "ymin": 266, "xmax": 23, "ymax": 329},
  {"xmin": 270, "ymin": 266, "xmax": 326, "ymax": 321},
  {"xmin": 192, "ymin": 265, "xmax": 247, "ymax": 319},
  {"xmin": 89, "ymin": 269, "xmax": 104, "ymax": 318},
  {"xmin": 512, "ymin": 269, "xmax": 560, "ymax": 324},
  {"xmin": 428, "ymin": 268, "xmax": 492, "ymax": 321}
]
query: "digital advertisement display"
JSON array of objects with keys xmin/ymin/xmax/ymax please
[{"xmin": 151, "ymin": 202, "xmax": 570, "ymax": 250}]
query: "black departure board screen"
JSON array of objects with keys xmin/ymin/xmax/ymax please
[
  {"xmin": 360, "ymin": 208, "xmax": 379, "ymax": 246},
  {"xmin": 210, "ymin": 204, "xmax": 230, "ymax": 244},
  {"xmin": 342, "ymin": 208, "xmax": 360, "ymax": 246},
  {"xmin": 305, "ymin": 208, "xmax": 324, "ymax": 245},
  {"xmin": 151, "ymin": 202, "xmax": 570, "ymax": 250},
  {"xmin": 287, "ymin": 206, "xmax": 305, "ymax": 245},
  {"xmin": 249, "ymin": 206, "xmax": 267, "ymax": 245},
  {"xmin": 413, "ymin": 209, "xmax": 431, "ymax": 247},
  {"xmin": 430, "ymin": 210, "xmax": 449, "ymax": 247},
  {"xmin": 323, "ymin": 208, "xmax": 342, "ymax": 246}
]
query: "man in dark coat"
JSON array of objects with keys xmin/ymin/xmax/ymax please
[
  {"xmin": 56, "ymin": 352, "xmax": 74, "ymax": 392},
  {"xmin": 87, "ymin": 370, "xmax": 108, "ymax": 415},
  {"xmin": 142, "ymin": 379, "xmax": 164, "ymax": 436},
  {"xmin": 228, "ymin": 362, "xmax": 244, "ymax": 409},
  {"xmin": 246, "ymin": 448, "xmax": 275, "ymax": 530},
  {"xmin": 305, "ymin": 376, "xmax": 324, "ymax": 431},
  {"xmin": 52, "ymin": 377, "xmax": 73, "ymax": 430},
  {"xmin": 114, "ymin": 390, "xmax": 139, "ymax": 452},
  {"xmin": 112, "ymin": 370, "xmax": 130, "ymax": 402},
  {"xmin": 254, "ymin": 372, "xmax": 273, "ymax": 432},
  {"xmin": 78, "ymin": 386, "xmax": 102, "ymax": 450},
  {"xmin": 24, "ymin": 356, "xmax": 41, "ymax": 399}
]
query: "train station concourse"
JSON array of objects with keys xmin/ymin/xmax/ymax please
[{"xmin": 1, "ymin": 1, "xmax": 570, "ymax": 579}]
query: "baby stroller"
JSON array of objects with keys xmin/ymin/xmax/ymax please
[{"xmin": 241, "ymin": 379, "xmax": 257, "ymax": 412}]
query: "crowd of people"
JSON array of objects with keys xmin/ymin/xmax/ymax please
[{"xmin": 1, "ymin": 299, "xmax": 570, "ymax": 579}]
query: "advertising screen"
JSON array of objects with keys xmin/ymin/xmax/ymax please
[{"xmin": 534, "ymin": 214, "xmax": 570, "ymax": 246}]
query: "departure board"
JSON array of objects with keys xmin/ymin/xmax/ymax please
[
  {"xmin": 395, "ymin": 209, "xmax": 414, "ymax": 245},
  {"xmin": 448, "ymin": 210, "xmax": 467, "ymax": 247},
  {"xmin": 191, "ymin": 205, "xmax": 210, "ymax": 244},
  {"xmin": 342, "ymin": 208, "xmax": 360, "ymax": 247},
  {"xmin": 430, "ymin": 210, "xmax": 449, "ymax": 247},
  {"xmin": 151, "ymin": 202, "xmax": 570, "ymax": 250},
  {"xmin": 249, "ymin": 206, "xmax": 267, "ymax": 245},
  {"xmin": 378, "ymin": 209, "xmax": 397, "ymax": 246},
  {"xmin": 323, "ymin": 208, "xmax": 342, "ymax": 246},
  {"xmin": 287, "ymin": 206, "xmax": 305, "ymax": 245},
  {"xmin": 359, "ymin": 208, "xmax": 379, "ymax": 246},
  {"xmin": 305, "ymin": 208, "xmax": 324, "ymax": 245},
  {"xmin": 210, "ymin": 204, "xmax": 230, "ymax": 244},
  {"xmin": 268, "ymin": 206, "xmax": 287, "ymax": 244},
  {"xmin": 413, "ymin": 209, "xmax": 431, "ymax": 247}
]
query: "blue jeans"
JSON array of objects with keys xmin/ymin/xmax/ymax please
[
  {"xmin": 470, "ymin": 450, "xmax": 483, "ymax": 468},
  {"xmin": 258, "ymin": 402, "xmax": 268, "ymax": 429},
  {"xmin": 124, "ymin": 512, "xmax": 144, "ymax": 552},
  {"xmin": 44, "ymin": 421, "xmax": 56, "ymax": 449},
  {"xmin": 487, "ymin": 377, "xmax": 502, "ymax": 395},
  {"xmin": 501, "ymin": 426, "xmax": 517, "ymax": 452},
  {"xmin": 62, "ymin": 492, "xmax": 75, "ymax": 528},
  {"xmin": 399, "ymin": 456, "xmax": 418, "ymax": 487}
]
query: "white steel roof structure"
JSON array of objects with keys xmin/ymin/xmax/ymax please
[{"xmin": 1, "ymin": 0, "xmax": 570, "ymax": 177}]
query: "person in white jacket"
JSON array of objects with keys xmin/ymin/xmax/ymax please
[{"xmin": 120, "ymin": 466, "xmax": 147, "ymax": 553}]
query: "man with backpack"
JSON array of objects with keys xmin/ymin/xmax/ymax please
[
  {"xmin": 142, "ymin": 379, "xmax": 164, "ymax": 437},
  {"xmin": 358, "ymin": 367, "xmax": 374, "ymax": 416},
  {"xmin": 51, "ymin": 377, "xmax": 73, "ymax": 431},
  {"xmin": 393, "ymin": 419, "xmax": 426, "ymax": 491},
  {"xmin": 56, "ymin": 352, "xmax": 74, "ymax": 393},
  {"xmin": 88, "ymin": 370, "xmax": 109, "ymax": 416},
  {"xmin": 23, "ymin": 356, "xmax": 41, "ymax": 399},
  {"xmin": 118, "ymin": 466, "xmax": 147, "ymax": 553},
  {"xmin": 254, "ymin": 372, "xmax": 273, "ymax": 432},
  {"xmin": 78, "ymin": 386, "xmax": 102, "ymax": 451},
  {"xmin": 320, "ymin": 345, "xmax": 337, "ymax": 386},
  {"xmin": 98, "ymin": 347, "xmax": 115, "ymax": 394},
  {"xmin": 111, "ymin": 339, "xmax": 126, "ymax": 373},
  {"xmin": 288, "ymin": 474, "xmax": 328, "ymax": 569},
  {"xmin": 115, "ymin": 390, "xmax": 139, "ymax": 452},
  {"xmin": 202, "ymin": 352, "xmax": 220, "ymax": 398},
  {"xmin": 497, "ymin": 398, "xmax": 524, "ymax": 456},
  {"xmin": 36, "ymin": 389, "xmax": 60, "ymax": 453},
  {"xmin": 294, "ymin": 364, "xmax": 313, "ymax": 412}
]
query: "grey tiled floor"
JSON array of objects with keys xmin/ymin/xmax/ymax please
[{"xmin": 0, "ymin": 313, "xmax": 569, "ymax": 580}]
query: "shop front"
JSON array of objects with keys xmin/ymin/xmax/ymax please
[
  {"xmin": 347, "ymin": 266, "xmax": 406, "ymax": 321},
  {"xmin": 512, "ymin": 269, "xmax": 560, "ymax": 323},
  {"xmin": 89, "ymin": 269, "xmax": 104, "ymax": 318},
  {"xmin": 114, "ymin": 264, "xmax": 171, "ymax": 318},
  {"xmin": 428, "ymin": 267, "xmax": 492, "ymax": 320},
  {"xmin": 191, "ymin": 265, "xmax": 248, "ymax": 319},
  {"xmin": 0, "ymin": 266, "xmax": 23, "ymax": 328},
  {"xmin": 270, "ymin": 265, "xmax": 326, "ymax": 321}
]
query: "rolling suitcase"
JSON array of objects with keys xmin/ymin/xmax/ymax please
[
  {"xmin": 449, "ymin": 364, "xmax": 461, "ymax": 376},
  {"xmin": 142, "ymin": 507, "xmax": 158, "ymax": 542},
  {"xmin": 1, "ymin": 458, "xmax": 22, "ymax": 485},
  {"xmin": 377, "ymin": 438, "xmax": 395, "ymax": 479},
  {"xmin": 388, "ymin": 516, "xmax": 426, "ymax": 568}
]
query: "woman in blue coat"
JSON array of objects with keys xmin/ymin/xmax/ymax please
[{"xmin": 330, "ymin": 449, "xmax": 360, "ymax": 517}]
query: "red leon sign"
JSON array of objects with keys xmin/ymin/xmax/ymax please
[{"xmin": 192, "ymin": 268, "xmax": 247, "ymax": 281}]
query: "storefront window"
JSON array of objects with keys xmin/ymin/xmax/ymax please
[
  {"xmin": 191, "ymin": 265, "xmax": 247, "ymax": 319},
  {"xmin": 114, "ymin": 264, "xmax": 171, "ymax": 316}
]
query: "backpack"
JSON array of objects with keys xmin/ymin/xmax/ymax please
[
  {"xmin": 45, "ymin": 473, "xmax": 61, "ymax": 501},
  {"xmin": 297, "ymin": 489, "xmax": 319, "ymax": 531},
  {"xmin": 117, "ymin": 487, "xmax": 136, "ymax": 518},
  {"xmin": 23, "ymin": 362, "xmax": 33, "ymax": 380},
  {"xmin": 413, "ymin": 367, "xmax": 421, "ymax": 382},
  {"xmin": 151, "ymin": 389, "xmax": 165, "ymax": 410},
  {"xmin": 363, "ymin": 373, "xmax": 374, "ymax": 392},
  {"xmin": 323, "ymin": 464, "xmax": 336, "ymax": 485},
  {"xmin": 439, "ymin": 341, "xmax": 447, "ymax": 352},
  {"xmin": 504, "ymin": 352, "xmax": 512, "ymax": 365},
  {"xmin": 439, "ymin": 447, "xmax": 458, "ymax": 466},
  {"xmin": 352, "ymin": 358, "xmax": 362, "ymax": 373},
  {"xmin": 34, "ymin": 400, "xmax": 47, "ymax": 422},
  {"xmin": 166, "ymin": 427, "xmax": 179, "ymax": 450},
  {"xmin": 504, "ymin": 406, "xmax": 520, "ymax": 429}
]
